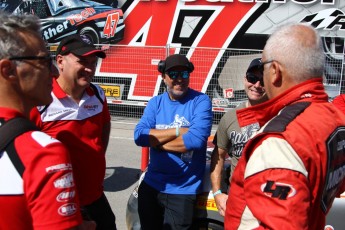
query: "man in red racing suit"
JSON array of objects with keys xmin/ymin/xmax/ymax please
[{"xmin": 224, "ymin": 23, "xmax": 345, "ymax": 230}]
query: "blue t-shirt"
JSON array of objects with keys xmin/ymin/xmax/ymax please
[{"xmin": 134, "ymin": 88, "xmax": 212, "ymax": 194}]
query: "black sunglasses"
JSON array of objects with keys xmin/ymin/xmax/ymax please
[
  {"xmin": 258, "ymin": 60, "xmax": 275, "ymax": 75},
  {"xmin": 166, "ymin": 70, "xmax": 190, "ymax": 80},
  {"xmin": 246, "ymin": 72, "xmax": 264, "ymax": 86},
  {"xmin": 9, "ymin": 55, "xmax": 52, "ymax": 67}
]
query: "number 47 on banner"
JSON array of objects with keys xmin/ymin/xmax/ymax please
[{"xmin": 103, "ymin": 12, "xmax": 119, "ymax": 38}]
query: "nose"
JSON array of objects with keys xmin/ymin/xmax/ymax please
[
  {"xmin": 254, "ymin": 77, "xmax": 264, "ymax": 87},
  {"xmin": 175, "ymin": 75, "xmax": 185, "ymax": 81},
  {"xmin": 85, "ymin": 61, "xmax": 97, "ymax": 72},
  {"xmin": 84, "ymin": 65, "xmax": 96, "ymax": 73},
  {"xmin": 84, "ymin": 67, "xmax": 94, "ymax": 73},
  {"xmin": 254, "ymin": 80, "xmax": 261, "ymax": 87}
]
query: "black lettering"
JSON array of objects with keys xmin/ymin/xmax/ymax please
[
  {"xmin": 321, "ymin": 0, "xmax": 335, "ymax": 4},
  {"xmin": 326, "ymin": 15, "xmax": 345, "ymax": 30},
  {"xmin": 264, "ymin": 181, "xmax": 292, "ymax": 200},
  {"xmin": 106, "ymin": 88, "xmax": 112, "ymax": 95}
]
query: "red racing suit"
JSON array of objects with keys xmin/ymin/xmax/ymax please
[
  {"xmin": 0, "ymin": 108, "xmax": 82, "ymax": 230},
  {"xmin": 224, "ymin": 78, "xmax": 345, "ymax": 229},
  {"xmin": 332, "ymin": 94, "xmax": 345, "ymax": 114}
]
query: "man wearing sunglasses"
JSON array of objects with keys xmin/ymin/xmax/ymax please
[
  {"xmin": 210, "ymin": 57, "xmax": 267, "ymax": 217},
  {"xmin": 224, "ymin": 23, "xmax": 345, "ymax": 229},
  {"xmin": 0, "ymin": 12, "xmax": 96, "ymax": 229},
  {"xmin": 30, "ymin": 35, "xmax": 116, "ymax": 229},
  {"xmin": 134, "ymin": 54, "xmax": 213, "ymax": 230}
]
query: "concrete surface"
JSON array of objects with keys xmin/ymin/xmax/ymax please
[{"xmin": 104, "ymin": 117, "xmax": 141, "ymax": 230}]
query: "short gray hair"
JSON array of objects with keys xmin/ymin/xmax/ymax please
[
  {"xmin": 264, "ymin": 23, "xmax": 325, "ymax": 82},
  {"xmin": 0, "ymin": 11, "xmax": 42, "ymax": 60}
]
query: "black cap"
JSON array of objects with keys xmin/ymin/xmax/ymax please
[
  {"xmin": 246, "ymin": 58, "xmax": 262, "ymax": 74},
  {"xmin": 56, "ymin": 34, "xmax": 106, "ymax": 58},
  {"xmin": 164, "ymin": 54, "xmax": 194, "ymax": 72}
]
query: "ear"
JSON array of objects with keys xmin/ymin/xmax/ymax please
[
  {"xmin": 161, "ymin": 73, "xmax": 167, "ymax": 84},
  {"xmin": 0, "ymin": 59, "xmax": 16, "ymax": 80},
  {"xmin": 56, "ymin": 54, "xmax": 64, "ymax": 70},
  {"xmin": 271, "ymin": 61, "xmax": 282, "ymax": 86}
]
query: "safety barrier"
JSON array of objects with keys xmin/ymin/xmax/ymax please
[{"xmin": 48, "ymin": 44, "xmax": 345, "ymax": 124}]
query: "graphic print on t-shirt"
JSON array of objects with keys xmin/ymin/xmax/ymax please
[
  {"xmin": 156, "ymin": 114, "xmax": 190, "ymax": 129},
  {"xmin": 228, "ymin": 123, "xmax": 260, "ymax": 157}
]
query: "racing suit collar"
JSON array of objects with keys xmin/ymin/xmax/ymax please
[
  {"xmin": 236, "ymin": 78, "xmax": 328, "ymax": 128},
  {"xmin": 52, "ymin": 77, "xmax": 66, "ymax": 99}
]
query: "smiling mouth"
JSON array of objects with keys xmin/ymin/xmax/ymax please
[
  {"xmin": 174, "ymin": 82, "xmax": 186, "ymax": 87},
  {"xmin": 250, "ymin": 89, "xmax": 264, "ymax": 94},
  {"xmin": 174, "ymin": 85, "xmax": 186, "ymax": 90},
  {"xmin": 79, "ymin": 74, "xmax": 92, "ymax": 80}
]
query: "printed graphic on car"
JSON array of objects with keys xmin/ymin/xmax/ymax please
[{"xmin": 0, "ymin": 0, "xmax": 125, "ymax": 44}]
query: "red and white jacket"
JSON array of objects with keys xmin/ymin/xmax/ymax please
[
  {"xmin": 30, "ymin": 78, "xmax": 111, "ymax": 206},
  {"xmin": 225, "ymin": 78, "xmax": 345, "ymax": 230},
  {"xmin": 0, "ymin": 109, "xmax": 82, "ymax": 230}
]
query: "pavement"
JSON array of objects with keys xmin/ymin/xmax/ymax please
[{"xmin": 104, "ymin": 117, "xmax": 141, "ymax": 230}]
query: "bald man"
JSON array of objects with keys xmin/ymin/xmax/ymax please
[{"xmin": 224, "ymin": 23, "xmax": 345, "ymax": 230}]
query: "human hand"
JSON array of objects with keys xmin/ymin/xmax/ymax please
[{"xmin": 214, "ymin": 193, "xmax": 228, "ymax": 217}]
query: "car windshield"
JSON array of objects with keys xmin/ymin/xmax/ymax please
[{"xmin": 49, "ymin": 0, "xmax": 99, "ymax": 15}]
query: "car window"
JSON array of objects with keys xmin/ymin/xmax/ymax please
[
  {"xmin": 14, "ymin": 0, "xmax": 50, "ymax": 18},
  {"xmin": 49, "ymin": 0, "xmax": 90, "ymax": 14},
  {"xmin": 0, "ymin": 0, "xmax": 9, "ymax": 10}
]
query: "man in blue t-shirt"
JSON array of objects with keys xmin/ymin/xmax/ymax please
[{"xmin": 134, "ymin": 54, "xmax": 213, "ymax": 230}]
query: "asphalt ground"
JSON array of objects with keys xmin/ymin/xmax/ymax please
[
  {"xmin": 104, "ymin": 117, "xmax": 141, "ymax": 230},
  {"xmin": 104, "ymin": 116, "xmax": 218, "ymax": 230}
]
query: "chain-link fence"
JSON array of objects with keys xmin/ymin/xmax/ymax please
[{"xmin": 48, "ymin": 44, "xmax": 344, "ymax": 124}]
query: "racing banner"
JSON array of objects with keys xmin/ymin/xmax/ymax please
[
  {"xmin": 95, "ymin": 0, "xmax": 345, "ymax": 109},
  {"xmin": 3, "ymin": 0, "xmax": 344, "ymax": 109}
]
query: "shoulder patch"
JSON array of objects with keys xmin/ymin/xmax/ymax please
[
  {"xmin": 263, "ymin": 102, "xmax": 311, "ymax": 133},
  {"xmin": 261, "ymin": 180, "xmax": 297, "ymax": 200}
]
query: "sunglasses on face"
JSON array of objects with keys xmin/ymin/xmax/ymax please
[
  {"xmin": 246, "ymin": 72, "xmax": 264, "ymax": 86},
  {"xmin": 9, "ymin": 55, "xmax": 53, "ymax": 68},
  {"xmin": 258, "ymin": 60, "xmax": 275, "ymax": 76},
  {"xmin": 166, "ymin": 70, "xmax": 190, "ymax": 80}
]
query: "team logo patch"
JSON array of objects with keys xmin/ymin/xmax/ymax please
[
  {"xmin": 58, "ymin": 203, "xmax": 77, "ymax": 216},
  {"xmin": 261, "ymin": 180, "xmax": 296, "ymax": 200},
  {"xmin": 54, "ymin": 172, "xmax": 75, "ymax": 189},
  {"xmin": 56, "ymin": 190, "xmax": 76, "ymax": 202},
  {"xmin": 46, "ymin": 163, "xmax": 72, "ymax": 174},
  {"xmin": 83, "ymin": 104, "xmax": 99, "ymax": 111}
]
